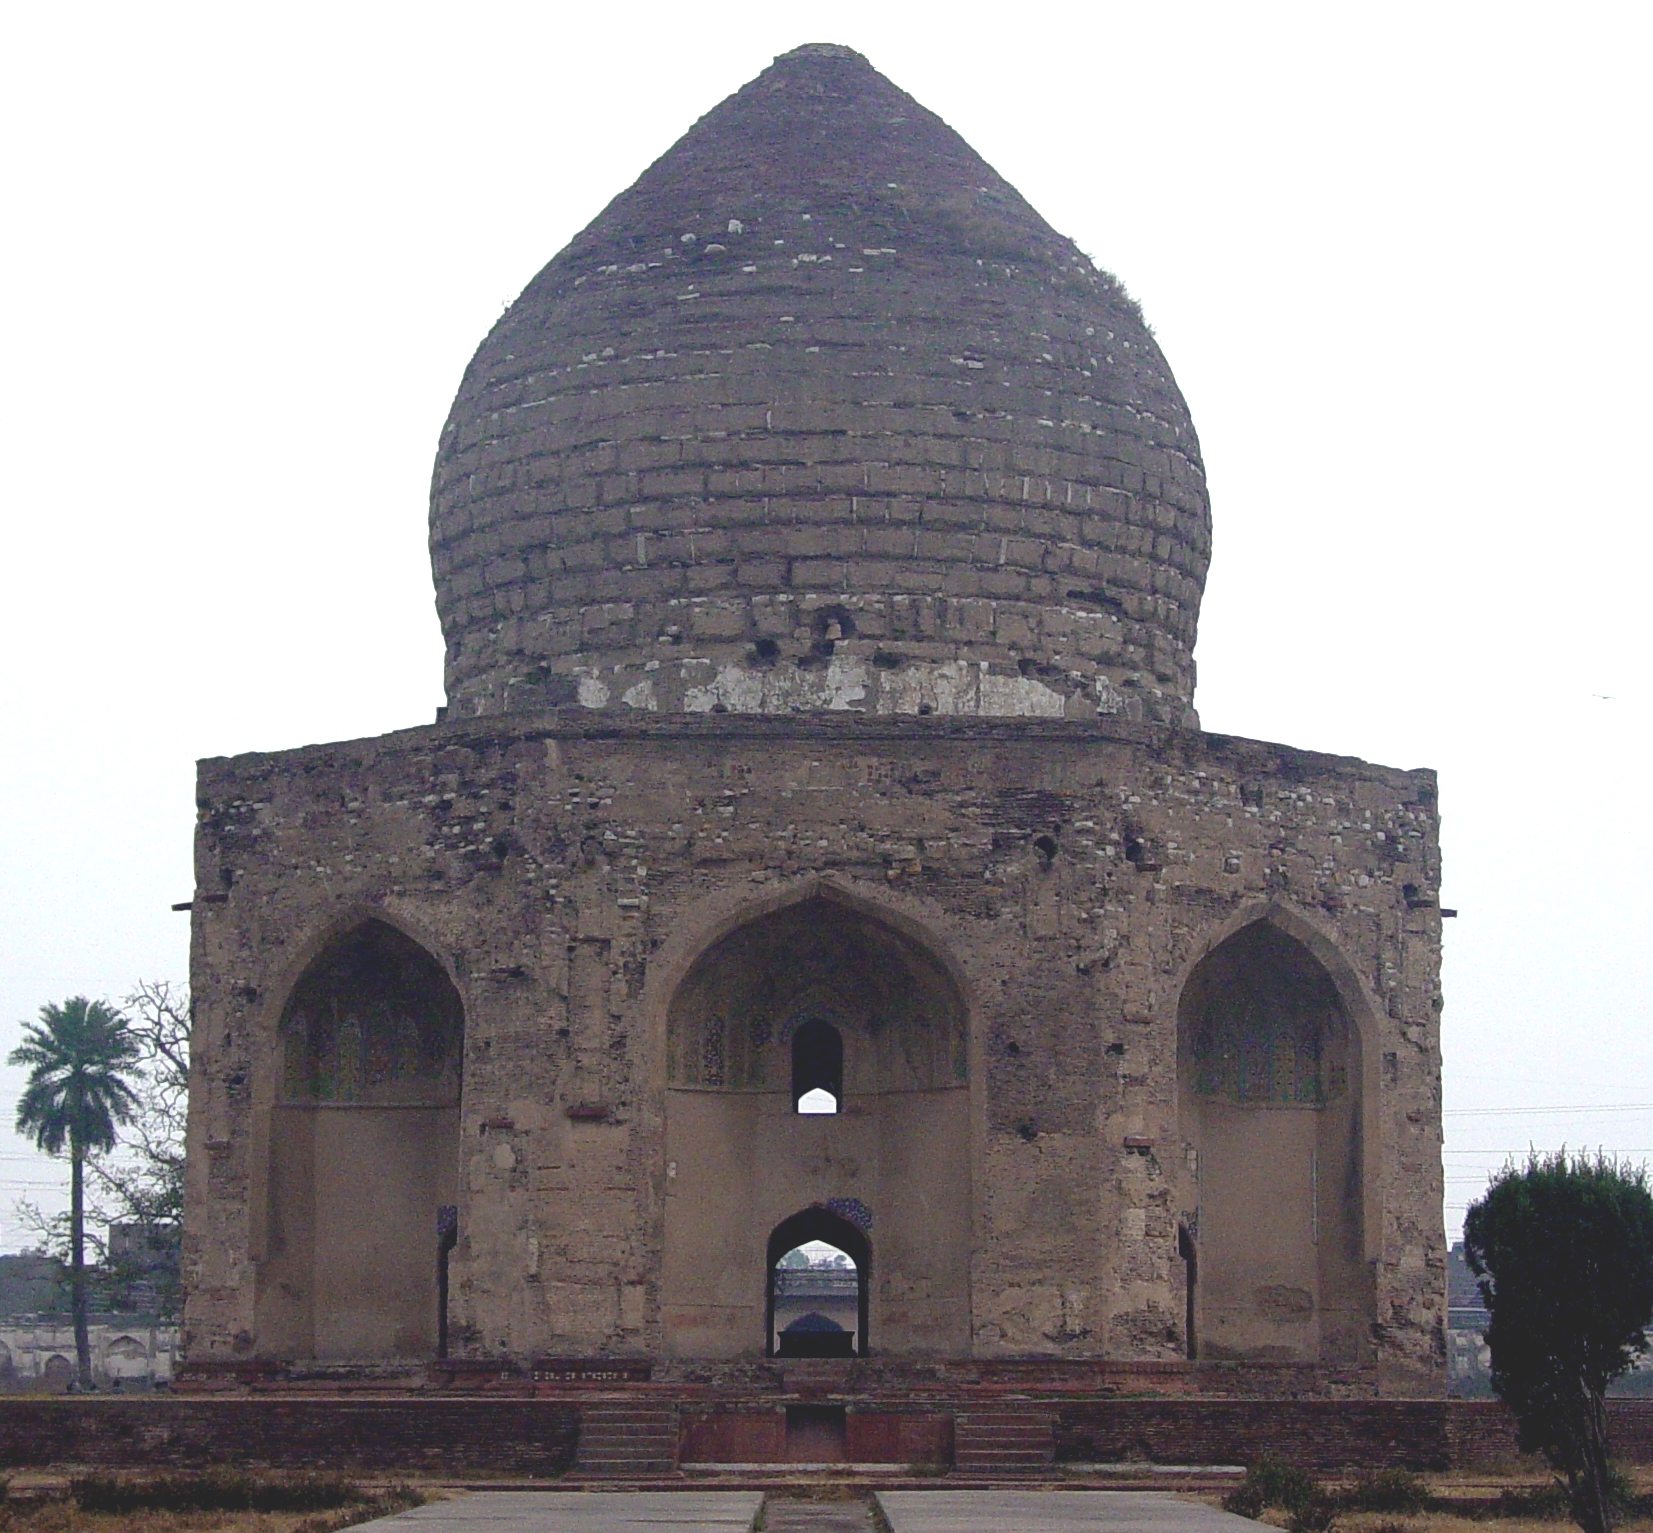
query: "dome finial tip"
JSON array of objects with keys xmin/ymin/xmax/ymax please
[{"xmin": 776, "ymin": 43, "xmax": 868, "ymax": 64}]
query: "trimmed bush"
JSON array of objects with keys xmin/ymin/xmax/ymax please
[
  {"xmin": 1343, "ymin": 1470, "xmax": 1429, "ymax": 1515},
  {"xmin": 1223, "ymin": 1457, "xmax": 1326, "ymax": 1522},
  {"xmin": 71, "ymin": 1472, "xmax": 358, "ymax": 1514}
]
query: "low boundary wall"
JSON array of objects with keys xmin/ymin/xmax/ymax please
[
  {"xmin": 2, "ymin": 1397, "xmax": 1651, "ymax": 1475},
  {"xmin": 0, "ymin": 1398, "xmax": 581, "ymax": 1476}
]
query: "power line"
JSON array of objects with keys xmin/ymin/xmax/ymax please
[{"xmin": 1445, "ymin": 1104, "xmax": 1653, "ymax": 1117}]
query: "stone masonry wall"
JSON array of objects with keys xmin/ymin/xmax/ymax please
[
  {"xmin": 431, "ymin": 47, "xmax": 1209, "ymax": 727},
  {"xmin": 181, "ymin": 713, "xmax": 1443, "ymax": 1392}
]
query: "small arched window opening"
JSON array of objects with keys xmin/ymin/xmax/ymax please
[
  {"xmin": 792, "ymin": 1019, "xmax": 843, "ymax": 1114},
  {"xmin": 766, "ymin": 1208, "xmax": 869, "ymax": 1357}
]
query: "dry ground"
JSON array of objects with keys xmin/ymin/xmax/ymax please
[
  {"xmin": 1202, "ymin": 1470, "xmax": 1653, "ymax": 1533},
  {"xmin": 0, "ymin": 1485, "xmax": 432, "ymax": 1533}
]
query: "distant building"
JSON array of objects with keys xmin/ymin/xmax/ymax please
[
  {"xmin": 0, "ymin": 1255, "xmax": 63, "ymax": 1317},
  {"xmin": 0, "ymin": 1248, "xmax": 179, "ymax": 1390},
  {"xmin": 0, "ymin": 1319, "xmax": 176, "ymax": 1390},
  {"xmin": 1446, "ymin": 1240, "xmax": 1653, "ymax": 1398},
  {"xmin": 1446, "ymin": 1243, "xmax": 1491, "ymax": 1396},
  {"xmin": 106, "ymin": 1222, "xmax": 182, "ymax": 1317}
]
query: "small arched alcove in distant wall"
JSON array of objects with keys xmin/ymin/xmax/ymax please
[
  {"xmin": 662, "ymin": 890, "xmax": 970, "ymax": 1358},
  {"xmin": 792, "ymin": 1019, "xmax": 843, "ymax": 1113},
  {"xmin": 257, "ymin": 918, "xmax": 463, "ymax": 1360},
  {"xmin": 767, "ymin": 1207, "xmax": 870, "ymax": 1358},
  {"xmin": 1177, "ymin": 918, "xmax": 1373, "ymax": 1366}
]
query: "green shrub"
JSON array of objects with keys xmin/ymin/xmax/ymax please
[
  {"xmin": 1495, "ymin": 1484, "xmax": 1570, "ymax": 1519},
  {"xmin": 71, "ymin": 1472, "xmax": 359, "ymax": 1514},
  {"xmin": 1289, "ymin": 1499, "xmax": 1337, "ymax": 1533},
  {"xmin": 295, "ymin": 1485, "xmax": 425, "ymax": 1533},
  {"xmin": 1223, "ymin": 1457, "xmax": 1324, "ymax": 1521},
  {"xmin": 1494, "ymin": 1470, "xmax": 1639, "ymax": 1523},
  {"xmin": 1344, "ymin": 1470, "xmax": 1429, "ymax": 1514}
]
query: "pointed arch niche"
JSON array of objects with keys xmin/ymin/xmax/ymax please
[
  {"xmin": 1177, "ymin": 918, "xmax": 1374, "ymax": 1367},
  {"xmin": 256, "ymin": 919, "xmax": 463, "ymax": 1360},
  {"xmin": 662, "ymin": 893, "xmax": 969, "ymax": 1358}
]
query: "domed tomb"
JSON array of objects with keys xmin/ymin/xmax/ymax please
[{"xmin": 431, "ymin": 44, "xmax": 1211, "ymax": 725}]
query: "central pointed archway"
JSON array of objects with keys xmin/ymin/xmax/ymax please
[
  {"xmin": 767, "ymin": 1208, "xmax": 871, "ymax": 1358},
  {"xmin": 662, "ymin": 890, "xmax": 969, "ymax": 1358}
]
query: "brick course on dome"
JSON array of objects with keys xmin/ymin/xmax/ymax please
[{"xmin": 431, "ymin": 44, "xmax": 1210, "ymax": 726}]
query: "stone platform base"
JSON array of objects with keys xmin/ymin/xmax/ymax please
[{"xmin": 3, "ymin": 1391, "xmax": 1652, "ymax": 1476}]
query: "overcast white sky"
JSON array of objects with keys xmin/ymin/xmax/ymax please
[{"xmin": 1, "ymin": 2, "xmax": 1648, "ymax": 1252}]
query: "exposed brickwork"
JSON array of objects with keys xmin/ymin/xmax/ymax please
[
  {"xmin": 0, "ymin": 1398, "xmax": 578, "ymax": 1474},
  {"xmin": 1058, "ymin": 1399, "xmax": 1653, "ymax": 1472},
  {"xmin": 576, "ymin": 1402, "xmax": 679, "ymax": 1475},
  {"xmin": 431, "ymin": 46, "xmax": 1209, "ymax": 727},
  {"xmin": 5, "ymin": 1399, "xmax": 1653, "ymax": 1474},
  {"xmin": 181, "ymin": 711, "xmax": 1444, "ymax": 1388},
  {"xmin": 955, "ymin": 1409, "xmax": 1055, "ymax": 1473}
]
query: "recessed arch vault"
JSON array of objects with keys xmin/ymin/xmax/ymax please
[
  {"xmin": 255, "ymin": 917, "xmax": 463, "ymax": 1360},
  {"xmin": 661, "ymin": 892, "xmax": 970, "ymax": 1358},
  {"xmin": 1177, "ymin": 917, "xmax": 1374, "ymax": 1366}
]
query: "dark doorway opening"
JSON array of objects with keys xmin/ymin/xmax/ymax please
[
  {"xmin": 786, "ymin": 1403, "xmax": 848, "ymax": 1462},
  {"xmin": 1178, "ymin": 1222, "xmax": 1198, "ymax": 1360},
  {"xmin": 792, "ymin": 1019, "xmax": 843, "ymax": 1114},
  {"xmin": 436, "ymin": 1204, "xmax": 458, "ymax": 1358},
  {"xmin": 767, "ymin": 1207, "xmax": 869, "ymax": 1358}
]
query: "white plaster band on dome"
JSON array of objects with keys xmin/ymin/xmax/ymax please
[{"xmin": 473, "ymin": 657, "xmax": 1185, "ymax": 722}]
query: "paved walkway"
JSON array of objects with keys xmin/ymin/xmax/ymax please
[
  {"xmin": 369, "ymin": 1490, "xmax": 1258, "ymax": 1533},
  {"xmin": 875, "ymin": 1490, "xmax": 1262, "ymax": 1533},
  {"xmin": 761, "ymin": 1497, "xmax": 876, "ymax": 1533},
  {"xmin": 372, "ymin": 1493, "xmax": 764, "ymax": 1532}
]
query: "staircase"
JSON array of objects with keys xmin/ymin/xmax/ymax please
[
  {"xmin": 575, "ymin": 1403, "xmax": 680, "ymax": 1476},
  {"xmin": 953, "ymin": 1408, "xmax": 1055, "ymax": 1474}
]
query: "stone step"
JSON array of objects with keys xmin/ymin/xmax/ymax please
[
  {"xmin": 953, "ymin": 1410, "xmax": 1055, "ymax": 1472},
  {"xmin": 576, "ymin": 1404, "xmax": 680, "ymax": 1475}
]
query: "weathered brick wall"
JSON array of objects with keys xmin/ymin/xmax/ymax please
[
  {"xmin": 1057, "ymin": 1399, "xmax": 1653, "ymax": 1471},
  {"xmin": 3, "ymin": 1398, "xmax": 1649, "ymax": 1474},
  {"xmin": 0, "ymin": 1398, "xmax": 579, "ymax": 1474},
  {"xmin": 182, "ymin": 711, "xmax": 1443, "ymax": 1390},
  {"xmin": 1057, "ymin": 1398, "xmax": 1455, "ymax": 1470},
  {"xmin": 430, "ymin": 46, "xmax": 1209, "ymax": 727}
]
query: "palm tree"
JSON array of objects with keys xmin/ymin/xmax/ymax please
[{"xmin": 10, "ymin": 998, "xmax": 141, "ymax": 1389}]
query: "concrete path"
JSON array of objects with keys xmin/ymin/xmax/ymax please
[
  {"xmin": 760, "ymin": 1497, "xmax": 876, "ymax": 1533},
  {"xmin": 370, "ymin": 1492, "xmax": 764, "ymax": 1532},
  {"xmin": 875, "ymin": 1490, "xmax": 1261, "ymax": 1533}
]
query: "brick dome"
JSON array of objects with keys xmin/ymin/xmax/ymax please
[{"xmin": 431, "ymin": 44, "xmax": 1210, "ymax": 725}]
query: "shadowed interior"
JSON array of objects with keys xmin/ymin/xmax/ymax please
[
  {"xmin": 1178, "ymin": 921, "xmax": 1373, "ymax": 1365},
  {"xmin": 256, "ymin": 920, "xmax": 463, "ymax": 1360},
  {"xmin": 662, "ymin": 895, "xmax": 969, "ymax": 1357}
]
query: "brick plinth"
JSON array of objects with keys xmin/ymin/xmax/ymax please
[{"xmin": 5, "ymin": 1397, "xmax": 1653, "ymax": 1474}]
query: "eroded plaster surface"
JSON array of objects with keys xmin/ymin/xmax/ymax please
[{"xmin": 181, "ymin": 713, "xmax": 1445, "ymax": 1393}]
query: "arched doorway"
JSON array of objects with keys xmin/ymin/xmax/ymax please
[
  {"xmin": 257, "ymin": 919, "xmax": 463, "ymax": 1360},
  {"xmin": 662, "ymin": 892, "xmax": 969, "ymax": 1357},
  {"xmin": 1177, "ymin": 918, "xmax": 1373, "ymax": 1365},
  {"xmin": 767, "ymin": 1208, "xmax": 870, "ymax": 1357}
]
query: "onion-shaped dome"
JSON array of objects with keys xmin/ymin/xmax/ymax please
[{"xmin": 431, "ymin": 44, "xmax": 1210, "ymax": 725}]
